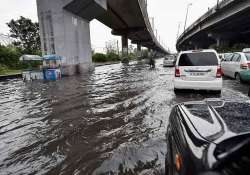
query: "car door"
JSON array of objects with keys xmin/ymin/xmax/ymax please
[
  {"xmin": 229, "ymin": 53, "xmax": 241, "ymax": 78},
  {"xmin": 167, "ymin": 108, "xmax": 184, "ymax": 175},
  {"xmin": 221, "ymin": 57, "xmax": 228, "ymax": 76},
  {"xmin": 234, "ymin": 53, "xmax": 242, "ymax": 76},
  {"xmin": 221, "ymin": 54, "xmax": 233, "ymax": 77}
]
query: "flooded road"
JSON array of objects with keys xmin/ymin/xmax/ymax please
[{"xmin": 0, "ymin": 58, "xmax": 250, "ymax": 175}]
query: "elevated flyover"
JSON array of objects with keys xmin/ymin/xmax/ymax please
[
  {"xmin": 37, "ymin": 0, "xmax": 167, "ymax": 75},
  {"xmin": 176, "ymin": 0, "xmax": 250, "ymax": 51}
]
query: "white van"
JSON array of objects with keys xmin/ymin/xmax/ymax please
[{"xmin": 174, "ymin": 49, "xmax": 222, "ymax": 93}]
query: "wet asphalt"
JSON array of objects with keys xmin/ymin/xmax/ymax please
[{"xmin": 0, "ymin": 58, "xmax": 249, "ymax": 175}]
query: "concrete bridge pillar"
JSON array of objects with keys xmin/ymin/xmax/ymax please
[
  {"xmin": 208, "ymin": 33, "xmax": 229, "ymax": 48},
  {"xmin": 121, "ymin": 35, "xmax": 129, "ymax": 62},
  {"xmin": 216, "ymin": 38, "xmax": 221, "ymax": 47},
  {"xmin": 216, "ymin": 37, "xmax": 229, "ymax": 47},
  {"xmin": 137, "ymin": 44, "xmax": 142, "ymax": 58},
  {"xmin": 37, "ymin": 0, "xmax": 93, "ymax": 76}
]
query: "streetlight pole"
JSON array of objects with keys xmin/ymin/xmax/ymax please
[
  {"xmin": 183, "ymin": 3, "xmax": 192, "ymax": 33},
  {"xmin": 216, "ymin": 0, "xmax": 220, "ymax": 9},
  {"xmin": 176, "ymin": 22, "xmax": 181, "ymax": 41}
]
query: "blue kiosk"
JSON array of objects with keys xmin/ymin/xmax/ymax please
[
  {"xmin": 43, "ymin": 55, "xmax": 62, "ymax": 81},
  {"xmin": 20, "ymin": 54, "xmax": 62, "ymax": 81}
]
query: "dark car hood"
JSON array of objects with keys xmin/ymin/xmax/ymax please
[
  {"xmin": 181, "ymin": 100, "xmax": 250, "ymax": 142},
  {"xmin": 214, "ymin": 101, "xmax": 250, "ymax": 134}
]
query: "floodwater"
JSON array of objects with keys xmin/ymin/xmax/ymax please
[{"xmin": 0, "ymin": 58, "xmax": 249, "ymax": 175}]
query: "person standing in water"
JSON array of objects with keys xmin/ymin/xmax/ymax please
[{"xmin": 149, "ymin": 58, "xmax": 155, "ymax": 68}]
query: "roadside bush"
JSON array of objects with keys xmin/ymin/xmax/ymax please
[
  {"xmin": 0, "ymin": 64, "xmax": 8, "ymax": 74},
  {"xmin": 232, "ymin": 43, "xmax": 250, "ymax": 51},
  {"xmin": 128, "ymin": 53, "xmax": 136, "ymax": 60},
  {"xmin": 92, "ymin": 53, "xmax": 107, "ymax": 62},
  {"xmin": 106, "ymin": 52, "xmax": 120, "ymax": 61},
  {"xmin": 0, "ymin": 45, "xmax": 22, "ymax": 69}
]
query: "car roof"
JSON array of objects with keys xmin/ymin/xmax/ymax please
[
  {"xmin": 178, "ymin": 100, "xmax": 250, "ymax": 141},
  {"xmin": 179, "ymin": 49, "xmax": 217, "ymax": 54}
]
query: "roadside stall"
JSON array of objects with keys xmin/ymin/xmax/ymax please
[
  {"xmin": 42, "ymin": 55, "xmax": 62, "ymax": 80},
  {"xmin": 19, "ymin": 55, "xmax": 43, "ymax": 81}
]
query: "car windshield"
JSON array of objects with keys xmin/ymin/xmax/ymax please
[
  {"xmin": 179, "ymin": 52, "xmax": 218, "ymax": 66},
  {"xmin": 244, "ymin": 53, "xmax": 250, "ymax": 61}
]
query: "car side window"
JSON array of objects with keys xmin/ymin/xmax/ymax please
[
  {"xmin": 225, "ymin": 54, "xmax": 233, "ymax": 62},
  {"xmin": 232, "ymin": 54, "xmax": 240, "ymax": 62},
  {"xmin": 236, "ymin": 55, "xmax": 241, "ymax": 62}
]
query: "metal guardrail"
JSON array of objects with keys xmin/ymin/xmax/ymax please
[{"xmin": 177, "ymin": 0, "xmax": 235, "ymax": 43}]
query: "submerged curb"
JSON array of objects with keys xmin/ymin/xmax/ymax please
[{"xmin": 0, "ymin": 73, "xmax": 22, "ymax": 81}]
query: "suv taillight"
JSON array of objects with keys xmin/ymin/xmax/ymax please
[
  {"xmin": 216, "ymin": 67, "xmax": 222, "ymax": 78},
  {"xmin": 175, "ymin": 67, "xmax": 180, "ymax": 77}
]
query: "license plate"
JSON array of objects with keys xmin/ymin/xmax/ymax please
[{"xmin": 190, "ymin": 72, "xmax": 205, "ymax": 76}]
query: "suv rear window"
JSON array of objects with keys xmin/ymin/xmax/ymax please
[{"xmin": 179, "ymin": 52, "xmax": 218, "ymax": 66}]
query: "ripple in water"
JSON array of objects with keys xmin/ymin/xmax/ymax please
[{"xmin": 0, "ymin": 59, "xmax": 249, "ymax": 175}]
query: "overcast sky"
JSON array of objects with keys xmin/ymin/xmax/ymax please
[{"xmin": 0, "ymin": 0, "xmax": 219, "ymax": 52}]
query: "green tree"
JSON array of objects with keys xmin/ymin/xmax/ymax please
[
  {"xmin": 0, "ymin": 44, "xmax": 22, "ymax": 69},
  {"xmin": 7, "ymin": 16, "xmax": 41, "ymax": 54}
]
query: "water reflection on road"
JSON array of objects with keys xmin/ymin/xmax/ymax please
[{"xmin": 0, "ymin": 58, "xmax": 249, "ymax": 175}]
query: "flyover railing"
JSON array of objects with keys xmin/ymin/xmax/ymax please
[{"xmin": 177, "ymin": 0, "xmax": 235, "ymax": 43}]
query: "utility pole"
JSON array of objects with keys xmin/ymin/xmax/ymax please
[
  {"xmin": 184, "ymin": 3, "xmax": 192, "ymax": 33},
  {"xmin": 150, "ymin": 17, "xmax": 155, "ymax": 31}
]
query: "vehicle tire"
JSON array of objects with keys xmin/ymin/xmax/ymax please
[
  {"xmin": 213, "ymin": 90, "xmax": 221, "ymax": 94},
  {"xmin": 174, "ymin": 88, "xmax": 181, "ymax": 94},
  {"xmin": 235, "ymin": 73, "xmax": 242, "ymax": 82}
]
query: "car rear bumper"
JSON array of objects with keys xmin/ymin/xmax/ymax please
[{"xmin": 174, "ymin": 78, "xmax": 223, "ymax": 91}]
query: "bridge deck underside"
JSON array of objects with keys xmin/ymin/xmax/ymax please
[
  {"xmin": 97, "ymin": 0, "xmax": 159, "ymax": 50},
  {"xmin": 65, "ymin": 0, "xmax": 165, "ymax": 52},
  {"xmin": 187, "ymin": 7, "xmax": 250, "ymax": 47},
  {"xmin": 177, "ymin": 1, "xmax": 250, "ymax": 50}
]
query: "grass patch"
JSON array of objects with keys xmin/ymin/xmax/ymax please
[{"xmin": 0, "ymin": 64, "xmax": 21, "ymax": 76}]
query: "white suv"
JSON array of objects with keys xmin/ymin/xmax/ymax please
[{"xmin": 174, "ymin": 49, "xmax": 222, "ymax": 93}]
